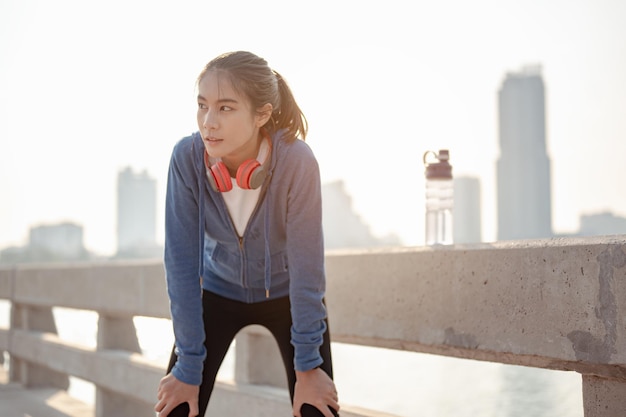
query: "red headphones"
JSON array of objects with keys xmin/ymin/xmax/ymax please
[{"xmin": 204, "ymin": 130, "xmax": 272, "ymax": 192}]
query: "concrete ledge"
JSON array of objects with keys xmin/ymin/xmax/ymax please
[
  {"xmin": 6, "ymin": 260, "xmax": 170, "ymax": 319},
  {"xmin": 4, "ymin": 237, "xmax": 625, "ymax": 381},
  {"xmin": 325, "ymin": 236, "xmax": 626, "ymax": 381}
]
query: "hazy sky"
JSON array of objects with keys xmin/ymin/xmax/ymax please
[{"xmin": 1, "ymin": 0, "xmax": 625, "ymax": 255}]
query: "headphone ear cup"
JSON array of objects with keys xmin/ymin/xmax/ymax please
[
  {"xmin": 209, "ymin": 162, "xmax": 233, "ymax": 192},
  {"xmin": 247, "ymin": 165, "xmax": 267, "ymax": 190},
  {"xmin": 236, "ymin": 159, "xmax": 263, "ymax": 189}
]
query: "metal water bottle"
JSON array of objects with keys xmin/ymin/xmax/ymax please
[{"xmin": 423, "ymin": 149, "xmax": 453, "ymax": 245}]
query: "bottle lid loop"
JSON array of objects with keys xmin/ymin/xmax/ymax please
[{"xmin": 423, "ymin": 149, "xmax": 452, "ymax": 179}]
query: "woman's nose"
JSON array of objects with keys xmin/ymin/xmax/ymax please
[{"xmin": 203, "ymin": 110, "xmax": 218, "ymax": 130}]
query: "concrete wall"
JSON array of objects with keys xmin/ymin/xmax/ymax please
[
  {"xmin": 325, "ymin": 237, "xmax": 626, "ymax": 380},
  {"xmin": 1, "ymin": 235, "xmax": 625, "ymax": 416}
]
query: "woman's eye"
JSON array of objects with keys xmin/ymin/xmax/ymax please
[
  {"xmin": 198, "ymin": 103, "xmax": 207, "ymax": 109},
  {"xmin": 221, "ymin": 106, "xmax": 233, "ymax": 112}
]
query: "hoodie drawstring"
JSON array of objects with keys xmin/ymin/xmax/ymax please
[
  {"xmin": 196, "ymin": 138, "xmax": 206, "ymax": 280},
  {"xmin": 263, "ymin": 177, "xmax": 272, "ymax": 298}
]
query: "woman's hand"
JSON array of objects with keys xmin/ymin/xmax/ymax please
[
  {"xmin": 154, "ymin": 372, "xmax": 200, "ymax": 417},
  {"xmin": 293, "ymin": 367, "xmax": 340, "ymax": 417}
]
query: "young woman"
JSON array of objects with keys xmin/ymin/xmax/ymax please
[{"xmin": 154, "ymin": 51, "xmax": 339, "ymax": 417}]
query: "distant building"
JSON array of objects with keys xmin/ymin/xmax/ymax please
[
  {"xmin": 0, "ymin": 222, "xmax": 90, "ymax": 264},
  {"xmin": 578, "ymin": 211, "xmax": 626, "ymax": 236},
  {"xmin": 116, "ymin": 167, "xmax": 161, "ymax": 258},
  {"xmin": 496, "ymin": 65, "xmax": 553, "ymax": 240},
  {"xmin": 453, "ymin": 176, "xmax": 482, "ymax": 244},
  {"xmin": 322, "ymin": 180, "xmax": 401, "ymax": 249},
  {"xmin": 29, "ymin": 222, "xmax": 84, "ymax": 258}
]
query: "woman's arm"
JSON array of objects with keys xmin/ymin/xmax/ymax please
[
  {"xmin": 284, "ymin": 143, "xmax": 340, "ymax": 416},
  {"xmin": 285, "ymin": 143, "xmax": 327, "ymax": 371},
  {"xmin": 156, "ymin": 138, "xmax": 206, "ymax": 416},
  {"xmin": 163, "ymin": 138, "xmax": 206, "ymax": 386}
]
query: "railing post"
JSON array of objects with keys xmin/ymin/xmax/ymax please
[
  {"xmin": 9, "ymin": 301, "xmax": 69, "ymax": 389},
  {"xmin": 582, "ymin": 375, "xmax": 626, "ymax": 417},
  {"xmin": 96, "ymin": 314, "xmax": 152, "ymax": 417},
  {"xmin": 97, "ymin": 314, "xmax": 142, "ymax": 351},
  {"xmin": 235, "ymin": 325, "xmax": 288, "ymax": 389}
]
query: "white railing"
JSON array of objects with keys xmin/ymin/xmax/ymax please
[{"xmin": 1, "ymin": 236, "xmax": 625, "ymax": 416}]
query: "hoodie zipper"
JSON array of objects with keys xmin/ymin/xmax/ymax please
[{"xmin": 223, "ymin": 177, "xmax": 271, "ymax": 300}]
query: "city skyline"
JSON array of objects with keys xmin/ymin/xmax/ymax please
[
  {"xmin": 1, "ymin": 0, "xmax": 626, "ymax": 255},
  {"xmin": 4, "ymin": 166, "xmax": 624, "ymax": 259},
  {"xmin": 0, "ymin": 176, "xmax": 400, "ymax": 260}
]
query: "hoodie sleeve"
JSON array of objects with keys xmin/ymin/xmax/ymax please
[
  {"xmin": 284, "ymin": 142, "xmax": 328, "ymax": 371},
  {"xmin": 163, "ymin": 136, "xmax": 206, "ymax": 386}
]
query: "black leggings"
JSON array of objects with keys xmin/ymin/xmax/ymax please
[{"xmin": 166, "ymin": 290, "xmax": 339, "ymax": 417}]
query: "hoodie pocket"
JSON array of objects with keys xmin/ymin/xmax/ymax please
[
  {"xmin": 246, "ymin": 250, "xmax": 289, "ymax": 290},
  {"xmin": 205, "ymin": 244, "xmax": 242, "ymax": 285}
]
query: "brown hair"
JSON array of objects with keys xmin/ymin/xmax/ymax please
[{"xmin": 197, "ymin": 51, "xmax": 307, "ymax": 142}]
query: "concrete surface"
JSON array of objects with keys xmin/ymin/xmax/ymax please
[{"xmin": 0, "ymin": 367, "xmax": 94, "ymax": 417}]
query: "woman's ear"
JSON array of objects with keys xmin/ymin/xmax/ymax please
[{"xmin": 256, "ymin": 103, "xmax": 273, "ymax": 127}]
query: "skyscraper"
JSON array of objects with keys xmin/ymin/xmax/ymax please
[
  {"xmin": 116, "ymin": 167, "xmax": 158, "ymax": 257},
  {"xmin": 497, "ymin": 66, "xmax": 553, "ymax": 240}
]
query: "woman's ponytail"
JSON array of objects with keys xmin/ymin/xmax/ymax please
[{"xmin": 272, "ymin": 70, "xmax": 308, "ymax": 142}]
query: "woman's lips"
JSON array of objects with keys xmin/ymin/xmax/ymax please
[{"xmin": 204, "ymin": 136, "xmax": 222, "ymax": 145}]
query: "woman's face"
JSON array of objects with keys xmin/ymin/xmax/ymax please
[{"xmin": 197, "ymin": 71, "xmax": 270, "ymax": 168}]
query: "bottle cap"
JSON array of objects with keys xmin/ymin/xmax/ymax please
[{"xmin": 423, "ymin": 149, "xmax": 452, "ymax": 179}]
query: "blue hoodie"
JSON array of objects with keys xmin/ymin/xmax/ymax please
[{"xmin": 164, "ymin": 129, "xmax": 328, "ymax": 386}]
